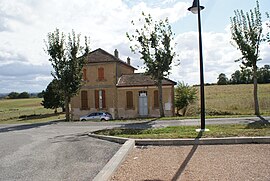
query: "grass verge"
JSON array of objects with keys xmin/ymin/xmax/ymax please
[
  {"xmin": 94, "ymin": 123, "xmax": 270, "ymax": 139},
  {"xmin": 0, "ymin": 98, "xmax": 65, "ymax": 124}
]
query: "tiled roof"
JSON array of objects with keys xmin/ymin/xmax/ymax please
[
  {"xmin": 116, "ymin": 73, "xmax": 176, "ymax": 87},
  {"xmin": 86, "ymin": 48, "xmax": 136, "ymax": 70}
]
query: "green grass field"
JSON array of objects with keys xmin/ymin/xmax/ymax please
[
  {"xmin": 95, "ymin": 123, "xmax": 270, "ymax": 139},
  {"xmin": 186, "ymin": 84, "xmax": 270, "ymax": 116},
  {"xmin": 0, "ymin": 98, "xmax": 64, "ymax": 124},
  {"xmin": 0, "ymin": 84, "xmax": 269, "ymax": 124}
]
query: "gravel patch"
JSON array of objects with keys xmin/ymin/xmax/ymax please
[{"xmin": 110, "ymin": 144, "xmax": 270, "ymax": 181}]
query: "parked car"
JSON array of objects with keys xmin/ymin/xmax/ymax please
[{"xmin": 80, "ymin": 112, "xmax": 113, "ymax": 121}]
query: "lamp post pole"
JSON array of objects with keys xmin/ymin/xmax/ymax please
[{"xmin": 188, "ymin": 0, "xmax": 208, "ymax": 131}]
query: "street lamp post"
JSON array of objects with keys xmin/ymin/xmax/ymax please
[{"xmin": 188, "ymin": 0, "xmax": 209, "ymax": 132}]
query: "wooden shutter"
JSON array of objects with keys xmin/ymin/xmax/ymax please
[
  {"xmin": 102, "ymin": 90, "xmax": 106, "ymax": 108},
  {"xmin": 126, "ymin": 91, "xmax": 133, "ymax": 109},
  {"xmin": 98, "ymin": 67, "xmax": 104, "ymax": 81},
  {"xmin": 81, "ymin": 91, "xmax": 88, "ymax": 110},
  {"xmin": 95, "ymin": 90, "xmax": 99, "ymax": 109},
  {"xmin": 154, "ymin": 90, "xmax": 159, "ymax": 108},
  {"xmin": 83, "ymin": 69, "xmax": 87, "ymax": 81}
]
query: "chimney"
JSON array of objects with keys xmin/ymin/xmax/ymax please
[
  {"xmin": 127, "ymin": 57, "xmax": 130, "ymax": 65},
  {"xmin": 114, "ymin": 49, "xmax": 119, "ymax": 58}
]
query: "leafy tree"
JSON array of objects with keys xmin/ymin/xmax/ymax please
[
  {"xmin": 240, "ymin": 68, "xmax": 253, "ymax": 84},
  {"xmin": 37, "ymin": 92, "xmax": 44, "ymax": 98},
  {"xmin": 217, "ymin": 73, "xmax": 228, "ymax": 85},
  {"xmin": 127, "ymin": 12, "xmax": 176, "ymax": 117},
  {"xmin": 45, "ymin": 28, "xmax": 89, "ymax": 121},
  {"xmin": 8, "ymin": 92, "xmax": 19, "ymax": 99},
  {"xmin": 18, "ymin": 92, "xmax": 30, "ymax": 99},
  {"xmin": 41, "ymin": 79, "xmax": 65, "ymax": 113},
  {"xmin": 175, "ymin": 82, "xmax": 197, "ymax": 116},
  {"xmin": 230, "ymin": 70, "xmax": 241, "ymax": 84},
  {"xmin": 230, "ymin": 0, "xmax": 263, "ymax": 115},
  {"xmin": 257, "ymin": 65, "xmax": 270, "ymax": 83}
]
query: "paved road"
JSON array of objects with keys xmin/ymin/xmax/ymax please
[
  {"xmin": 0, "ymin": 122, "xmax": 121, "ymax": 181},
  {"xmin": 116, "ymin": 116, "xmax": 270, "ymax": 129},
  {"xmin": 0, "ymin": 116, "xmax": 268, "ymax": 180}
]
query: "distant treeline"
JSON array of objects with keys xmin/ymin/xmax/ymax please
[
  {"xmin": 217, "ymin": 65, "xmax": 270, "ymax": 85},
  {"xmin": 2, "ymin": 92, "xmax": 43, "ymax": 99}
]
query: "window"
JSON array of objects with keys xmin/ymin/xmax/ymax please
[
  {"xmin": 98, "ymin": 67, "xmax": 104, "ymax": 81},
  {"xmin": 126, "ymin": 91, "xmax": 133, "ymax": 109},
  {"xmin": 95, "ymin": 90, "xmax": 106, "ymax": 109},
  {"xmin": 154, "ymin": 90, "xmax": 159, "ymax": 108},
  {"xmin": 81, "ymin": 90, "xmax": 88, "ymax": 110},
  {"xmin": 82, "ymin": 68, "xmax": 87, "ymax": 81}
]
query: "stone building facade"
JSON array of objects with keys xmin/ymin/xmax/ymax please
[{"xmin": 70, "ymin": 48, "xmax": 176, "ymax": 120}]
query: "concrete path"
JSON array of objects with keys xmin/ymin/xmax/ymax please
[{"xmin": 111, "ymin": 144, "xmax": 270, "ymax": 181}]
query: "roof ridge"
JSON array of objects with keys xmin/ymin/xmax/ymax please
[{"xmin": 88, "ymin": 48, "xmax": 136, "ymax": 70}]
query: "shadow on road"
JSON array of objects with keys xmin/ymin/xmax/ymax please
[
  {"xmin": 119, "ymin": 118, "xmax": 158, "ymax": 130},
  {"xmin": 0, "ymin": 120, "xmax": 63, "ymax": 133},
  {"xmin": 246, "ymin": 115, "xmax": 270, "ymax": 129},
  {"xmin": 50, "ymin": 133, "xmax": 90, "ymax": 143},
  {"xmin": 171, "ymin": 131, "xmax": 203, "ymax": 181}
]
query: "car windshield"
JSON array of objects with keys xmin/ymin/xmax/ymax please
[{"xmin": 88, "ymin": 113, "xmax": 96, "ymax": 117}]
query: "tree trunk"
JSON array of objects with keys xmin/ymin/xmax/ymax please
[
  {"xmin": 65, "ymin": 96, "xmax": 70, "ymax": 121},
  {"xmin": 253, "ymin": 67, "xmax": 260, "ymax": 116},
  {"xmin": 157, "ymin": 82, "xmax": 165, "ymax": 117},
  {"xmin": 182, "ymin": 106, "xmax": 187, "ymax": 116}
]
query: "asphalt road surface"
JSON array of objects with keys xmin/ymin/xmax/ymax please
[
  {"xmin": 0, "ymin": 116, "xmax": 268, "ymax": 180},
  {"xmin": 0, "ymin": 122, "xmax": 121, "ymax": 181}
]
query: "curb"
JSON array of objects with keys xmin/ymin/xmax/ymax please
[
  {"xmin": 135, "ymin": 137, "xmax": 270, "ymax": 146},
  {"xmin": 93, "ymin": 139, "xmax": 135, "ymax": 181},
  {"xmin": 89, "ymin": 133, "xmax": 270, "ymax": 146},
  {"xmin": 89, "ymin": 133, "xmax": 128, "ymax": 144}
]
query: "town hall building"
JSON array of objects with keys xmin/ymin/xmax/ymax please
[{"xmin": 70, "ymin": 48, "xmax": 176, "ymax": 120}]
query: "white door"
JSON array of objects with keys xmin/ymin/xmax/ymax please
[{"xmin": 139, "ymin": 92, "xmax": 148, "ymax": 116}]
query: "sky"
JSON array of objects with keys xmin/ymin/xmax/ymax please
[{"xmin": 0, "ymin": 0, "xmax": 269, "ymax": 93}]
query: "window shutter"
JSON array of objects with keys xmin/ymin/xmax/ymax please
[
  {"xmin": 126, "ymin": 91, "xmax": 133, "ymax": 109},
  {"xmin": 81, "ymin": 90, "xmax": 88, "ymax": 110},
  {"xmin": 154, "ymin": 90, "xmax": 159, "ymax": 108},
  {"xmin": 83, "ymin": 69, "xmax": 87, "ymax": 81},
  {"xmin": 102, "ymin": 90, "xmax": 106, "ymax": 108},
  {"xmin": 98, "ymin": 67, "xmax": 104, "ymax": 80},
  {"xmin": 95, "ymin": 90, "xmax": 99, "ymax": 109}
]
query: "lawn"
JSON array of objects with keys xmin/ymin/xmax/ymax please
[
  {"xmin": 0, "ymin": 84, "xmax": 269, "ymax": 124},
  {"xmin": 94, "ymin": 123, "xmax": 270, "ymax": 139},
  {"xmin": 0, "ymin": 98, "xmax": 65, "ymax": 124},
  {"xmin": 186, "ymin": 84, "xmax": 270, "ymax": 116}
]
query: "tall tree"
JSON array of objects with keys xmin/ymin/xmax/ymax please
[
  {"xmin": 45, "ymin": 29, "xmax": 89, "ymax": 121},
  {"xmin": 41, "ymin": 79, "xmax": 65, "ymax": 113},
  {"xmin": 257, "ymin": 65, "xmax": 270, "ymax": 83},
  {"xmin": 230, "ymin": 70, "xmax": 241, "ymax": 84},
  {"xmin": 18, "ymin": 92, "xmax": 30, "ymax": 99},
  {"xmin": 217, "ymin": 73, "xmax": 228, "ymax": 85},
  {"xmin": 230, "ymin": 0, "xmax": 262, "ymax": 115},
  {"xmin": 265, "ymin": 12, "xmax": 270, "ymax": 44},
  {"xmin": 175, "ymin": 82, "xmax": 197, "ymax": 116},
  {"xmin": 7, "ymin": 92, "xmax": 19, "ymax": 99},
  {"xmin": 127, "ymin": 12, "xmax": 176, "ymax": 117}
]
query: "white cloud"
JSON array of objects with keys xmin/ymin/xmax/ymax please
[
  {"xmin": 0, "ymin": 0, "xmax": 269, "ymax": 92},
  {"xmin": 169, "ymin": 27, "xmax": 270, "ymax": 85}
]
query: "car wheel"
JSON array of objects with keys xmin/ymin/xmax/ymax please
[
  {"xmin": 81, "ymin": 119, "xmax": 86, "ymax": 121},
  {"xmin": 101, "ymin": 118, "xmax": 106, "ymax": 121}
]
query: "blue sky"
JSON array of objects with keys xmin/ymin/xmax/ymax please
[{"xmin": 0, "ymin": 0, "xmax": 269, "ymax": 93}]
